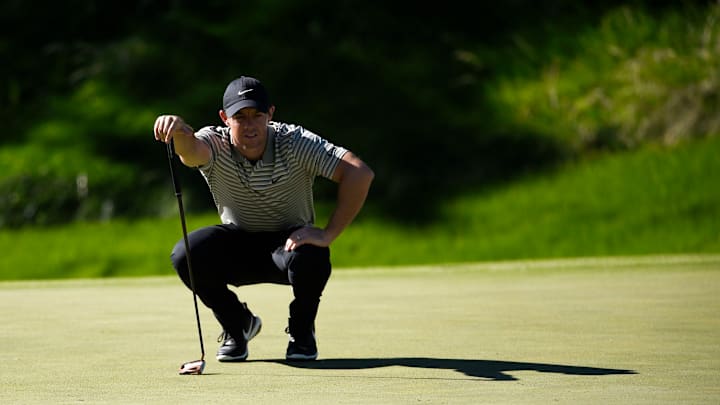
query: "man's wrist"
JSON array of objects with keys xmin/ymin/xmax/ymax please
[{"xmin": 322, "ymin": 226, "xmax": 341, "ymax": 245}]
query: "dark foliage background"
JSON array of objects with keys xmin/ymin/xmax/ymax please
[{"xmin": 0, "ymin": 0, "xmax": 712, "ymax": 227}]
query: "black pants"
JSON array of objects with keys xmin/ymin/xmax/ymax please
[{"xmin": 170, "ymin": 223, "xmax": 331, "ymax": 340}]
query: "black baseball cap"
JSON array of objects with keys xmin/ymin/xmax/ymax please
[{"xmin": 222, "ymin": 76, "xmax": 271, "ymax": 116}]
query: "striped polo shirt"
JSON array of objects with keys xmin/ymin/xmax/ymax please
[{"xmin": 195, "ymin": 122, "xmax": 348, "ymax": 232}]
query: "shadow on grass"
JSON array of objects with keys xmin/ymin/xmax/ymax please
[{"xmin": 268, "ymin": 358, "xmax": 636, "ymax": 381}]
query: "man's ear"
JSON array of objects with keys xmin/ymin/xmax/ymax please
[
  {"xmin": 219, "ymin": 109, "xmax": 228, "ymax": 124},
  {"xmin": 267, "ymin": 105, "xmax": 275, "ymax": 121}
]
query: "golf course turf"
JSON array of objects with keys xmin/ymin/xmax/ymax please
[{"xmin": 2, "ymin": 255, "xmax": 718, "ymax": 403}]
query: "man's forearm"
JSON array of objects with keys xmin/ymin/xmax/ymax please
[
  {"xmin": 324, "ymin": 163, "xmax": 374, "ymax": 243},
  {"xmin": 176, "ymin": 135, "xmax": 206, "ymax": 168},
  {"xmin": 154, "ymin": 115, "xmax": 210, "ymax": 168}
]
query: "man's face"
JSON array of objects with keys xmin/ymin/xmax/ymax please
[{"xmin": 224, "ymin": 107, "xmax": 274, "ymax": 161}]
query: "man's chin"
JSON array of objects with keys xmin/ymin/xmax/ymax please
[{"xmin": 238, "ymin": 145, "xmax": 263, "ymax": 160}]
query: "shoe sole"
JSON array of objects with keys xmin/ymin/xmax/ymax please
[
  {"xmin": 217, "ymin": 352, "xmax": 248, "ymax": 362},
  {"xmin": 216, "ymin": 316, "xmax": 262, "ymax": 362},
  {"xmin": 286, "ymin": 352, "xmax": 318, "ymax": 361}
]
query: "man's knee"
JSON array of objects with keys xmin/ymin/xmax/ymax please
[
  {"xmin": 170, "ymin": 239, "xmax": 193, "ymax": 287},
  {"xmin": 169, "ymin": 226, "xmax": 221, "ymax": 288},
  {"xmin": 283, "ymin": 245, "xmax": 332, "ymax": 292},
  {"xmin": 287, "ymin": 245, "xmax": 330, "ymax": 271}
]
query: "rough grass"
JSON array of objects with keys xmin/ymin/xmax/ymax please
[
  {"xmin": 487, "ymin": 4, "xmax": 720, "ymax": 149},
  {"xmin": 325, "ymin": 135, "xmax": 720, "ymax": 265},
  {"xmin": 1, "ymin": 256, "xmax": 718, "ymax": 404}
]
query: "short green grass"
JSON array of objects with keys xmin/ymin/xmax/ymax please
[
  {"xmin": 1, "ymin": 136, "xmax": 718, "ymax": 280},
  {"xmin": 1, "ymin": 256, "xmax": 718, "ymax": 404}
]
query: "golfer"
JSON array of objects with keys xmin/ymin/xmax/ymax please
[{"xmin": 153, "ymin": 76, "xmax": 374, "ymax": 361}]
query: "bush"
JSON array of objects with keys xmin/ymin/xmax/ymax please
[
  {"xmin": 484, "ymin": 4, "xmax": 720, "ymax": 150},
  {"xmin": 0, "ymin": 141, "xmax": 167, "ymax": 227}
]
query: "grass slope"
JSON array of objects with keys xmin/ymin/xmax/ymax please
[
  {"xmin": 1, "ymin": 136, "xmax": 718, "ymax": 280},
  {"xmin": 330, "ymin": 136, "xmax": 720, "ymax": 266},
  {"xmin": 1, "ymin": 256, "xmax": 718, "ymax": 404}
]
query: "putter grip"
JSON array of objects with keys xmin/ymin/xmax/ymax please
[{"xmin": 167, "ymin": 140, "xmax": 182, "ymax": 196}]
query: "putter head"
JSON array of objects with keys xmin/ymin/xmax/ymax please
[{"xmin": 179, "ymin": 359, "xmax": 206, "ymax": 375}]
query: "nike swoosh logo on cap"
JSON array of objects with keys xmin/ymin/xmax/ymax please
[{"xmin": 238, "ymin": 89, "xmax": 254, "ymax": 96}]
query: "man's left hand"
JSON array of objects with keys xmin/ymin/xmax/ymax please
[{"xmin": 285, "ymin": 226, "xmax": 330, "ymax": 251}]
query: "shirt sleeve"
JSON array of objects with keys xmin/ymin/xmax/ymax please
[
  {"xmin": 292, "ymin": 127, "xmax": 348, "ymax": 179},
  {"xmin": 194, "ymin": 126, "xmax": 220, "ymax": 174}
]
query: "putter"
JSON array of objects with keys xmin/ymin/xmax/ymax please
[{"xmin": 167, "ymin": 140, "xmax": 206, "ymax": 375}]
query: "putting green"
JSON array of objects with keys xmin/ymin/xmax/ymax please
[{"xmin": 1, "ymin": 255, "xmax": 718, "ymax": 404}]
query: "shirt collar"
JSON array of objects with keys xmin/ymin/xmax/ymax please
[{"xmin": 260, "ymin": 125, "xmax": 275, "ymax": 165}]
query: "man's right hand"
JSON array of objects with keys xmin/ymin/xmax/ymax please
[
  {"xmin": 153, "ymin": 115, "xmax": 194, "ymax": 144},
  {"xmin": 153, "ymin": 115, "xmax": 211, "ymax": 167}
]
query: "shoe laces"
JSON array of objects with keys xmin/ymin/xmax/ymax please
[
  {"xmin": 284, "ymin": 326, "xmax": 317, "ymax": 344},
  {"xmin": 217, "ymin": 330, "xmax": 232, "ymax": 343}
]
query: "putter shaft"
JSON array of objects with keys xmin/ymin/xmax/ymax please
[{"xmin": 167, "ymin": 140, "xmax": 206, "ymax": 369}]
